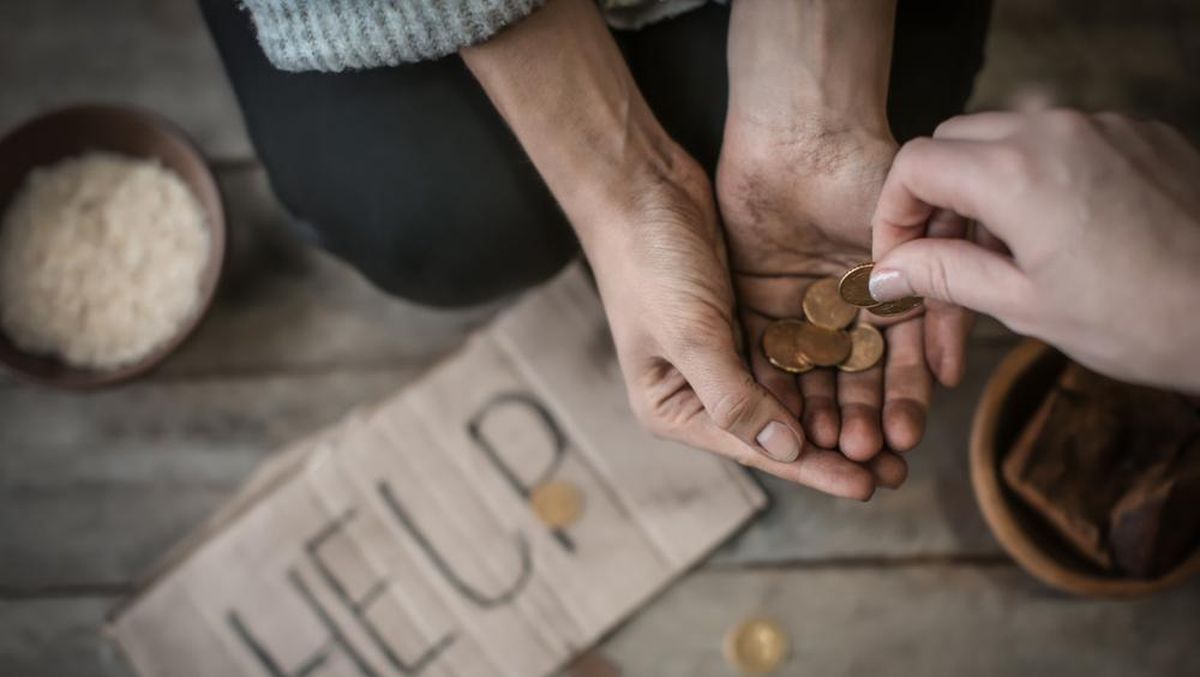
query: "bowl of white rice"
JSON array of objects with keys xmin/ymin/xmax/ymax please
[{"xmin": 0, "ymin": 105, "xmax": 224, "ymax": 387}]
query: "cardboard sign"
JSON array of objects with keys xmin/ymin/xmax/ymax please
[{"xmin": 109, "ymin": 264, "xmax": 766, "ymax": 677}]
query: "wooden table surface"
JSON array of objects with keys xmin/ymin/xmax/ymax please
[{"xmin": 2, "ymin": 2, "xmax": 1199, "ymax": 675}]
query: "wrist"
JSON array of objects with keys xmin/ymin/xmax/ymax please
[
  {"xmin": 727, "ymin": 0, "xmax": 896, "ymax": 137},
  {"xmin": 462, "ymin": 0, "xmax": 707, "ymax": 253}
]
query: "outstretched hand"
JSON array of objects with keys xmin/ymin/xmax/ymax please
[
  {"xmin": 717, "ymin": 123, "xmax": 953, "ymax": 485},
  {"xmin": 871, "ymin": 110, "xmax": 1200, "ymax": 393},
  {"xmin": 587, "ymin": 158, "xmax": 885, "ymax": 499}
]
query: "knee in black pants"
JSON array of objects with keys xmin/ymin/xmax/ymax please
[{"xmin": 269, "ymin": 170, "xmax": 578, "ymax": 308}]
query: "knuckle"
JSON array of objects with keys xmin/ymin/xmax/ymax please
[
  {"xmin": 896, "ymin": 137, "xmax": 933, "ymax": 166},
  {"xmin": 1043, "ymin": 109, "xmax": 1095, "ymax": 138},
  {"xmin": 922, "ymin": 251, "xmax": 957, "ymax": 305},
  {"xmin": 987, "ymin": 143, "xmax": 1035, "ymax": 184},
  {"xmin": 707, "ymin": 383, "xmax": 759, "ymax": 433},
  {"xmin": 1094, "ymin": 110, "xmax": 1130, "ymax": 127},
  {"xmin": 628, "ymin": 395, "xmax": 665, "ymax": 436},
  {"xmin": 933, "ymin": 115, "xmax": 970, "ymax": 138}
]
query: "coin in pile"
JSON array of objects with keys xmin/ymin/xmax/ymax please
[
  {"xmin": 793, "ymin": 321, "xmax": 851, "ymax": 366},
  {"xmin": 837, "ymin": 261, "xmax": 924, "ymax": 316},
  {"xmin": 761, "ymin": 319, "xmax": 814, "ymax": 373},
  {"xmin": 724, "ymin": 617, "xmax": 789, "ymax": 674},
  {"xmin": 801, "ymin": 277, "xmax": 857, "ymax": 330},
  {"xmin": 530, "ymin": 480, "xmax": 584, "ymax": 529},
  {"xmin": 839, "ymin": 324, "xmax": 885, "ymax": 373},
  {"xmin": 762, "ymin": 274, "xmax": 890, "ymax": 373}
]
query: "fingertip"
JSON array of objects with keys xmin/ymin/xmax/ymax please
[
  {"xmin": 884, "ymin": 399, "xmax": 927, "ymax": 452},
  {"xmin": 938, "ymin": 349, "xmax": 966, "ymax": 388},
  {"xmin": 836, "ymin": 466, "xmax": 876, "ymax": 502},
  {"xmin": 762, "ymin": 447, "xmax": 876, "ymax": 500},
  {"xmin": 869, "ymin": 453, "xmax": 909, "ymax": 489},
  {"xmin": 803, "ymin": 403, "xmax": 841, "ymax": 450},
  {"xmin": 927, "ymin": 338, "xmax": 965, "ymax": 387},
  {"xmin": 839, "ymin": 405, "xmax": 884, "ymax": 462},
  {"xmin": 836, "ymin": 466, "xmax": 877, "ymax": 502}
]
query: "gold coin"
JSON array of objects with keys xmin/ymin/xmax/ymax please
[
  {"xmin": 724, "ymin": 617, "xmax": 789, "ymax": 674},
  {"xmin": 867, "ymin": 296, "xmax": 924, "ymax": 317},
  {"xmin": 761, "ymin": 319, "xmax": 815, "ymax": 374},
  {"xmin": 838, "ymin": 324, "xmax": 885, "ymax": 372},
  {"xmin": 530, "ymin": 481, "xmax": 583, "ymax": 529},
  {"xmin": 793, "ymin": 321, "xmax": 851, "ymax": 367},
  {"xmin": 802, "ymin": 277, "xmax": 857, "ymax": 330},
  {"xmin": 838, "ymin": 261, "xmax": 878, "ymax": 308}
]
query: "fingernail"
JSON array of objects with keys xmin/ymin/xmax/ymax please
[
  {"xmin": 756, "ymin": 421, "xmax": 801, "ymax": 462},
  {"xmin": 868, "ymin": 267, "xmax": 913, "ymax": 302}
]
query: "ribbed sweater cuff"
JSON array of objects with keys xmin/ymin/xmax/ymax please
[{"xmin": 242, "ymin": 0, "xmax": 548, "ymax": 71}]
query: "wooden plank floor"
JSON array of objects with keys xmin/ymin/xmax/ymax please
[{"xmin": 2, "ymin": 1, "xmax": 1199, "ymax": 675}]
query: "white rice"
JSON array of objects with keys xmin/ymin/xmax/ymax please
[{"xmin": 0, "ymin": 151, "xmax": 210, "ymax": 370}]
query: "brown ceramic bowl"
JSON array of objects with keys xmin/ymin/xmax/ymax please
[
  {"xmin": 970, "ymin": 339, "xmax": 1200, "ymax": 597},
  {"xmin": 0, "ymin": 105, "xmax": 224, "ymax": 388}
]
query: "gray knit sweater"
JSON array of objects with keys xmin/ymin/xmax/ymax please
[{"xmin": 241, "ymin": 0, "xmax": 705, "ymax": 72}]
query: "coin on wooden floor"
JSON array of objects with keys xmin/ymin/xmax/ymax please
[
  {"xmin": 802, "ymin": 277, "xmax": 858, "ymax": 330},
  {"xmin": 530, "ymin": 481, "xmax": 583, "ymax": 529},
  {"xmin": 838, "ymin": 261, "xmax": 878, "ymax": 308},
  {"xmin": 794, "ymin": 321, "xmax": 851, "ymax": 367},
  {"xmin": 724, "ymin": 617, "xmax": 789, "ymax": 674},
  {"xmin": 838, "ymin": 324, "xmax": 885, "ymax": 372},
  {"xmin": 762, "ymin": 319, "xmax": 815, "ymax": 374},
  {"xmin": 867, "ymin": 295, "xmax": 924, "ymax": 317}
]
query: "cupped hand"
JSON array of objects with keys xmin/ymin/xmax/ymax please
[
  {"xmin": 871, "ymin": 110, "xmax": 1200, "ymax": 393},
  {"xmin": 716, "ymin": 119, "xmax": 964, "ymax": 470},
  {"xmin": 584, "ymin": 156, "xmax": 890, "ymax": 499}
]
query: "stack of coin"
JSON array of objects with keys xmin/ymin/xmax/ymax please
[
  {"xmin": 837, "ymin": 261, "xmax": 923, "ymax": 316},
  {"xmin": 761, "ymin": 277, "xmax": 886, "ymax": 374}
]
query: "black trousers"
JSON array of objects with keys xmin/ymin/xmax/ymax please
[{"xmin": 200, "ymin": 0, "xmax": 991, "ymax": 307}]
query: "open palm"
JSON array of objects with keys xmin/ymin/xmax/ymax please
[{"xmin": 716, "ymin": 129, "xmax": 950, "ymax": 477}]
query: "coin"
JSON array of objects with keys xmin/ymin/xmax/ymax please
[
  {"xmin": 724, "ymin": 617, "xmax": 789, "ymax": 674},
  {"xmin": 838, "ymin": 261, "xmax": 878, "ymax": 308},
  {"xmin": 802, "ymin": 277, "xmax": 857, "ymax": 330},
  {"xmin": 794, "ymin": 321, "xmax": 851, "ymax": 367},
  {"xmin": 838, "ymin": 324, "xmax": 885, "ymax": 372},
  {"xmin": 762, "ymin": 319, "xmax": 815, "ymax": 374},
  {"xmin": 867, "ymin": 295, "xmax": 924, "ymax": 317},
  {"xmin": 530, "ymin": 481, "xmax": 583, "ymax": 529}
]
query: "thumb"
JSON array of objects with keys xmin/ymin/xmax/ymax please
[
  {"xmin": 673, "ymin": 338, "xmax": 805, "ymax": 463},
  {"xmin": 870, "ymin": 237, "xmax": 1032, "ymax": 321}
]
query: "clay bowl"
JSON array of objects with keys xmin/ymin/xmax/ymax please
[
  {"xmin": 970, "ymin": 339, "xmax": 1200, "ymax": 597},
  {"xmin": 0, "ymin": 105, "xmax": 225, "ymax": 388}
]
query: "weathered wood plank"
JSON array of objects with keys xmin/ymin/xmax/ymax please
[
  {"xmin": 0, "ymin": 368, "xmax": 424, "ymax": 590},
  {"xmin": 0, "ymin": 0, "xmax": 251, "ymax": 160},
  {"xmin": 714, "ymin": 331, "xmax": 1019, "ymax": 564},
  {"xmin": 598, "ymin": 565, "xmax": 1200, "ymax": 676},
  {"xmin": 0, "ymin": 595, "xmax": 133, "ymax": 677},
  {"xmin": 10, "ymin": 563, "xmax": 1200, "ymax": 677}
]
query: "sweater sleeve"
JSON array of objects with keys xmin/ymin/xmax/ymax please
[{"xmin": 240, "ymin": 0, "xmax": 548, "ymax": 71}]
